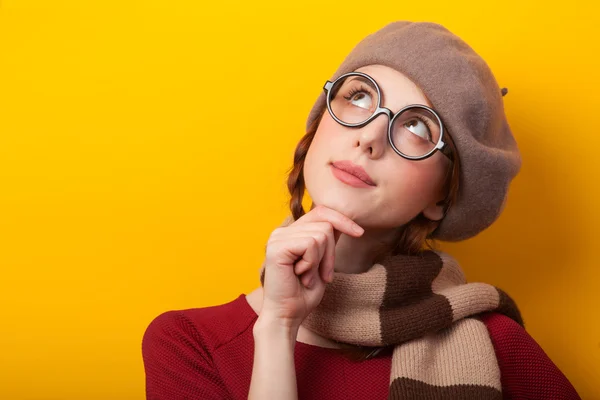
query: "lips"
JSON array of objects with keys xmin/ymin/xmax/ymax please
[{"xmin": 331, "ymin": 160, "xmax": 376, "ymax": 186}]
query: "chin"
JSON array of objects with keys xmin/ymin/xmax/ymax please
[
  {"xmin": 308, "ymin": 190, "xmax": 364, "ymax": 223},
  {"xmin": 305, "ymin": 169, "xmax": 373, "ymax": 223},
  {"xmin": 310, "ymin": 193, "xmax": 416, "ymax": 232}
]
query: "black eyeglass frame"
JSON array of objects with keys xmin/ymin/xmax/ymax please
[{"xmin": 323, "ymin": 71, "xmax": 452, "ymax": 161}]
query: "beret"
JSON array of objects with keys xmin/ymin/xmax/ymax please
[{"xmin": 305, "ymin": 21, "xmax": 521, "ymax": 241}]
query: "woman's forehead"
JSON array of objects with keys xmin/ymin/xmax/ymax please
[{"xmin": 353, "ymin": 64, "xmax": 433, "ymax": 109}]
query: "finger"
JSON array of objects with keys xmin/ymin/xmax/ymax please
[
  {"xmin": 294, "ymin": 234, "xmax": 327, "ymax": 282},
  {"xmin": 291, "ymin": 236, "xmax": 323, "ymax": 279},
  {"xmin": 296, "ymin": 205, "xmax": 364, "ymax": 240},
  {"xmin": 292, "ymin": 241, "xmax": 321, "ymax": 288},
  {"xmin": 333, "ymin": 229, "xmax": 342, "ymax": 244},
  {"xmin": 297, "ymin": 207, "xmax": 356, "ymax": 282},
  {"xmin": 297, "ymin": 263, "xmax": 314, "ymax": 288},
  {"xmin": 266, "ymin": 235, "xmax": 320, "ymax": 269},
  {"xmin": 277, "ymin": 224, "xmax": 335, "ymax": 283},
  {"xmin": 267, "ymin": 236, "xmax": 320, "ymax": 288},
  {"xmin": 316, "ymin": 224, "xmax": 335, "ymax": 283},
  {"xmin": 281, "ymin": 230, "xmax": 329, "ymax": 276}
]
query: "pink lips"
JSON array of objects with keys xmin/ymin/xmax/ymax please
[{"xmin": 331, "ymin": 160, "xmax": 376, "ymax": 188}]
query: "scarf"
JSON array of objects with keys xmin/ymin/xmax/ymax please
[{"xmin": 258, "ymin": 222, "xmax": 524, "ymax": 399}]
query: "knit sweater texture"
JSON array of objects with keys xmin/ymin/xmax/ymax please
[{"xmin": 142, "ymin": 294, "xmax": 580, "ymax": 399}]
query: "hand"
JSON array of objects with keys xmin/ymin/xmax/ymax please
[{"xmin": 260, "ymin": 205, "xmax": 364, "ymax": 329}]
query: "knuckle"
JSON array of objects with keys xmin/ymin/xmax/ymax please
[
  {"xmin": 270, "ymin": 227, "xmax": 284, "ymax": 238},
  {"xmin": 314, "ymin": 231, "xmax": 327, "ymax": 244},
  {"xmin": 265, "ymin": 241, "xmax": 279, "ymax": 256},
  {"xmin": 267, "ymin": 228, "xmax": 286, "ymax": 244}
]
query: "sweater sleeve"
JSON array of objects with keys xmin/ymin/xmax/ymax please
[
  {"xmin": 142, "ymin": 310, "xmax": 232, "ymax": 400},
  {"xmin": 480, "ymin": 313, "xmax": 581, "ymax": 400}
]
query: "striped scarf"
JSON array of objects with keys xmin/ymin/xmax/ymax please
[{"xmin": 258, "ymin": 230, "xmax": 523, "ymax": 399}]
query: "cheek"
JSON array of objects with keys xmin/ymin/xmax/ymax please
[
  {"xmin": 383, "ymin": 159, "xmax": 447, "ymax": 206},
  {"xmin": 312, "ymin": 116, "xmax": 341, "ymax": 148},
  {"xmin": 305, "ymin": 119, "xmax": 343, "ymax": 170}
]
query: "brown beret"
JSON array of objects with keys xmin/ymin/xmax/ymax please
[{"xmin": 305, "ymin": 21, "xmax": 521, "ymax": 241}]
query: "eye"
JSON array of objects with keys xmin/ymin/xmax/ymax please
[
  {"xmin": 344, "ymin": 86, "xmax": 374, "ymax": 111},
  {"xmin": 404, "ymin": 118, "xmax": 432, "ymax": 141}
]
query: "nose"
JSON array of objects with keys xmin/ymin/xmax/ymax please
[{"xmin": 353, "ymin": 113, "xmax": 389, "ymax": 159}]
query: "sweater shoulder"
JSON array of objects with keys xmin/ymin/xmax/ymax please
[
  {"xmin": 479, "ymin": 311, "xmax": 524, "ymax": 340},
  {"xmin": 478, "ymin": 312, "xmax": 581, "ymax": 399},
  {"xmin": 478, "ymin": 311, "xmax": 539, "ymax": 359},
  {"xmin": 145, "ymin": 293, "xmax": 257, "ymax": 352}
]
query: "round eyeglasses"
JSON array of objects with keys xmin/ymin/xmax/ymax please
[{"xmin": 323, "ymin": 72, "xmax": 452, "ymax": 161}]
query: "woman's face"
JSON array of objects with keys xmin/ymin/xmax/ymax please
[{"xmin": 304, "ymin": 64, "xmax": 451, "ymax": 230}]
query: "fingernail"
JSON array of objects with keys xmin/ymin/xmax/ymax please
[
  {"xmin": 328, "ymin": 270, "xmax": 334, "ymax": 281},
  {"xmin": 353, "ymin": 224, "xmax": 364, "ymax": 234}
]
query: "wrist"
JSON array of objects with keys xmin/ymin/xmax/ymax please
[{"xmin": 253, "ymin": 314, "xmax": 299, "ymax": 342}]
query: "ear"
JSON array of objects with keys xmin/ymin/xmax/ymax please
[{"xmin": 422, "ymin": 200, "xmax": 445, "ymax": 222}]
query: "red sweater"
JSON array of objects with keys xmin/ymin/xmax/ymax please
[{"xmin": 142, "ymin": 293, "xmax": 580, "ymax": 399}]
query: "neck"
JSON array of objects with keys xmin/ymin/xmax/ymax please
[{"xmin": 333, "ymin": 226, "xmax": 400, "ymax": 274}]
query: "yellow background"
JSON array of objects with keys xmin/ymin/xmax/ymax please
[{"xmin": 1, "ymin": 0, "xmax": 598, "ymax": 398}]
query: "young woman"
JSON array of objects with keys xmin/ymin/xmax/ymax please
[{"xmin": 142, "ymin": 21, "xmax": 580, "ymax": 399}]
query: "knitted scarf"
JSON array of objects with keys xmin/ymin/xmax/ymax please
[{"xmin": 258, "ymin": 221, "xmax": 524, "ymax": 400}]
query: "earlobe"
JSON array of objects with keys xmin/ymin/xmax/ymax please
[{"xmin": 422, "ymin": 202, "xmax": 445, "ymax": 222}]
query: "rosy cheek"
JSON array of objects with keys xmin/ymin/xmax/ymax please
[
  {"xmin": 320, "ymin": 113, "xmax": 348, "ymax": 134},
  {"xmin": 314, "ymin": 119, "xmax": 343, "ymax": 147},
  {"xmin": 416, "ymin": 159, "xmax": 448, "ymax": 197},
  {"xmin": 387, "ymin": 161, "xmax": 441, "ymax": 200}
]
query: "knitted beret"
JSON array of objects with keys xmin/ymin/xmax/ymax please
[{"xmin": 305, "ymin": 21, "xmax": 521, "ymax": 241}]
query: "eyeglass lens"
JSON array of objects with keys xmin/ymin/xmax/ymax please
[{"xmin": 328, "ymin": 75, "xmax": 441, "ymax": 158}]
